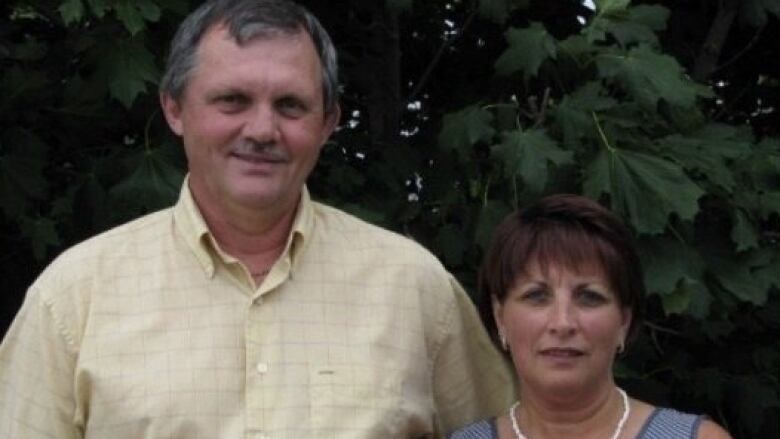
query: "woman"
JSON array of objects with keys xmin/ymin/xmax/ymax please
[{"xmin": 450, "ymin": 194, "xmax": 730, "ymax": 439}]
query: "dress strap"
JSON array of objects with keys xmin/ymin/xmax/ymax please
[{"xmin": 636, "ymin": 407, "xmax": 704, "ymax": 439}]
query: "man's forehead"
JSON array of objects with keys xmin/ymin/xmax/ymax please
[{"xmin": 205, "ymin": 21, "xmax": 309, "ymax": 48}]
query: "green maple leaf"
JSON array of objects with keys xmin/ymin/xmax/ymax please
[
  {"xmin": 683, "ymin": 279, "xmax": 712, "ymax": 320},
  {"xmin": 495, "ymin": 23, "xmax": 557, "ymax": 81},
  {"xmin": 113, "ymin": 0, "xmax": 162, "ymax": 33},
  {"xmin": 705, "ymin": 249, "xmax": 772, "ymax": 306},
  {"xmin": 136, "ymin": 0, "xmax": 161, "ymax": 22},
  {"xmin": 494, "ymin": 128, "xmax": 572, "ymax": 194},
  {"xmin": 731, "ymin": 209, "xmax": 759, "ymax": 252},
  {"xmin": 694, "ymin": 123, "xmax": 753, "ymax": 158},
  {"xmin": 438, "ymin": 105, "xmax": 496, "ymax": 158},
  {"xmin": 104, "ymin": 40, "xmax": 159, "ymax": 108},
  {"xmin": 0, "ymin": 129, "xmax": 48, "ymax": 218},
  {"xmin": 717, "ymin": 262, "xmax": 770, "ymax": 305},
  {"xmin": 111, "ymin": 144, "xmax": 184, "ymax": 211},
  {"xmin": 638, "ymin": 236, "xmax": 712, "ymax": 316},
  {"xmin": 559, "ymin": 35, "xmax": 596, "ymax": 63},
  {"xmin": 660, "ymin": 124, "xmax": 752, "ymax": 192},
  {"xmin": 660, "ymin": 280, "xmax": 693, "ymax": 316},
  {"xmin": 759, "ymin": 191, "xmax": 780, "ymax": 219},
  {"xmin": 87, "ymin": 0, "xmax": 109, "ymax": 17},
  {"xmin": 755, "ymin": 256, "xmax": 780, "ymax": 291},
  {"xmin": 638, "ymin": 235, "xmax": 711, "ymax": 316},
  {"xmin": 552, "ymin": 82, "xmax": 617, "ymax": 148},
  {"xmin": 658, "ymin": 135, "xmax": 737, "ymax": 192},
  {"xmin": 638, "ymin": 236, "xmax": 705, "ymax": 295},
  {"xmin": 583, "ymin": 148, "xmax": 704, "ymax": 234},
  {"xmin": 475, "ymin": 200, "xmax": 512, "ymax": 249},
  {"xmin": 587, "ymin": 5, "xmax": 669, "ymax": 46},
  {"xmin": 594, "ymin": 0, "xmax": 630, "ymax": 15},
  {"xmin": 58, "ymin": 0, "xmax": 85, "ymax": 25},
  {"xmin": 596, "ymin": 45, "xmax": 710, "ymax": 109}
]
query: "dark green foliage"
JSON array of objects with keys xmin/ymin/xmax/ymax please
[{"xmin": 2, "ymin": 1, "xmax": 779, "ymax": 437}]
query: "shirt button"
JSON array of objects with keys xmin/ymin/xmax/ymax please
[{"xmin": 256, "ymin": 362, "xmax": 269, "ymax": 374}]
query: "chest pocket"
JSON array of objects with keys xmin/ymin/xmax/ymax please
[{"xmin": 309, "ymin": 363, "xmax": 402, "ymax": 436}]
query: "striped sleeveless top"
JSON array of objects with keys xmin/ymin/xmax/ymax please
[{"xmin": 448, "ymin": 407, "xmax": 704, "ymax": 439}]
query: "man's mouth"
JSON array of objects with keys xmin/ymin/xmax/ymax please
[{"xmin": 231, "ymin": 151, "xmax": 286, "ymax": 164}]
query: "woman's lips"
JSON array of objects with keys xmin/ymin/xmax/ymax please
[{"xmin": 539, "ymin": 347, "xmax": 585, "ymax": 357}]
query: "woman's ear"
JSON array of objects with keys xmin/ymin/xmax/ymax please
[
  {"xmin": 619, "ymin": 307, "xmax": 632, "ymax": 346},
  {"xmin": 492, "ymin": 295, "xmax": 506, "ymax": 348},
  {"xmin": 492, "ymin": 295, "xmax": 503, "ymax": 329}
]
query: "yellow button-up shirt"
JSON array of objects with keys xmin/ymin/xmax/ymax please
[{"xmin": 0, "ymin": 183, "xmax": 515, "ymax": 438}]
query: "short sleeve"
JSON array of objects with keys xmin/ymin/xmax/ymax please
[
  {"xmin": 0, "ymin": 287, "xmax": 82, "ymax": 438},
  {"xmin": 432, "ymin": 276, "xmax": 516, "ymax": 433}
]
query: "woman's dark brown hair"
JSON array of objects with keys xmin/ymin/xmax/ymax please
[{"xmin": 478, "ymin": 194, "xmax": 645, "ymax": 347}]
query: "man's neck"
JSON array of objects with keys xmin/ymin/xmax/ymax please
[{"xmin": 192, "ymin": 189, "xmax": 300, "ymax": 273}]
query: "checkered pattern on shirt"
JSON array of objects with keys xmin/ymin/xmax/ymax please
[{"xmin": 0, "ymin": 183, "xmax": 515, "ymax": 439}]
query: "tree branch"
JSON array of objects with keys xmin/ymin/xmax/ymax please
[
  {"xmin": 692, "ymin": 0, "xmax": 739, "ymax": 82},
  {"xmin": 713, "ymin": 25, "xmax": 765, "ymax": 74},
  {"xmin": 403, "ymin": 9, "xmax": 478, "ymax": 108}
]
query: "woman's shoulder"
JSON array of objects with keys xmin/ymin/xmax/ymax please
[
  {"xmin": 638, "ymin": 407, "xmax": 731, "ymax": 439},
  {"xmin": 448, "ymin": 418, "xmax": 497, "ymax": 439}
]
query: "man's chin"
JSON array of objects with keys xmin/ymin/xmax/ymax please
[{"xmin": 230, "ymin": 188, "xmax": 298, "ymax": 213}]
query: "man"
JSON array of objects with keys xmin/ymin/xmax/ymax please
[{"xmin": 0, "ymin": 1, "xmax": 515, "ymax": 437}]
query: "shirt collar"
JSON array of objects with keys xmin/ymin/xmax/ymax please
[{"xmin": 172, "ymin": 176, "xmax": 314, "ymax": 278}]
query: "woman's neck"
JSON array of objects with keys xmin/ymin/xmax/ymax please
[{"xmin": 512, "ymin": 382, "xmax": 624, "ymax": 439}]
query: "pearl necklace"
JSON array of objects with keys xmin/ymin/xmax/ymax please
[{"xmin": 509, "ymin": 388, "xmax": 630, "ymax": 439}]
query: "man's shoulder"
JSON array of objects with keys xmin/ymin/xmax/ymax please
[
  {"xmin": 69, "ymin": 207, "xmax": 172, "ymax": 253},
  {"xmin": 37, "ymin": 208, "xmax": 174, "ymax": 283},
  {"xmin": 311, "ymin": 201, "xmax": 442, "ymax": 265}
]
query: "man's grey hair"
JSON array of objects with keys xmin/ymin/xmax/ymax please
[{"xmin": 160, "ymin": 0, "xmax": 339, "ymax": 113}]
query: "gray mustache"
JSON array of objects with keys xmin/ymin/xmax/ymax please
[{"xmin": 232, "ymin": 141, "xmax": 288, "ymax": 160}]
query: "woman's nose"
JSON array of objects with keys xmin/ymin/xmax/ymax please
[{"xmin": 548, "ymin": 299, "xmax": 576, "ymax": 336}]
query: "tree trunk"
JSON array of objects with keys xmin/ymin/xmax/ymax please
[
  {"xmin": 362, "ymin": 8, "xmax": 402, "ymax": 147},
  {"xmin": 692, "ymin": 0, "xmax": 739, "ymax": 82}
]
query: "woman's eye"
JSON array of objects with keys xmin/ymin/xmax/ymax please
[
  {"xmin": 520, "ymin": 289, "xmax": 549, "ymax": 304},
  {"xmin": 577, "ymin": 289, "xmax": 608, "ymax": 306}
]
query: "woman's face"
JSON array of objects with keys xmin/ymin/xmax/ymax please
[{"xmin": 493, "ymin": 259, "xmax": 631, "ymax": 395}]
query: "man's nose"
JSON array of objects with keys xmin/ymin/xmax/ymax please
[{"xmin": 243, "ymin": 104, "xmax": 279, "ymax": 143}]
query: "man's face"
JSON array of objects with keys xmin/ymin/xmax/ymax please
[{"xmin": 161, "ymin": 25, "xmax": 339, "ymax": 217}]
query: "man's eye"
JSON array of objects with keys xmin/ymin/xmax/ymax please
[
  {"xmin": 276, "ymin": 97, "xmax": 306, "ymax": 115},
  {"xmin": 214, "ymin": 94, "xmax": 249, "ymax": 110},
  {"xmin": 221, "ymin": 94, "xmax": 245, "ymax": 103}
]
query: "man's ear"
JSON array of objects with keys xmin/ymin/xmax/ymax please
[
  {"xmin": 319, "ymin": 103, "xmax": 341, "ymax": 145},
  {"xmin": 160, "ymin": 92, "xmax": 184, "ymax": 136}
]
